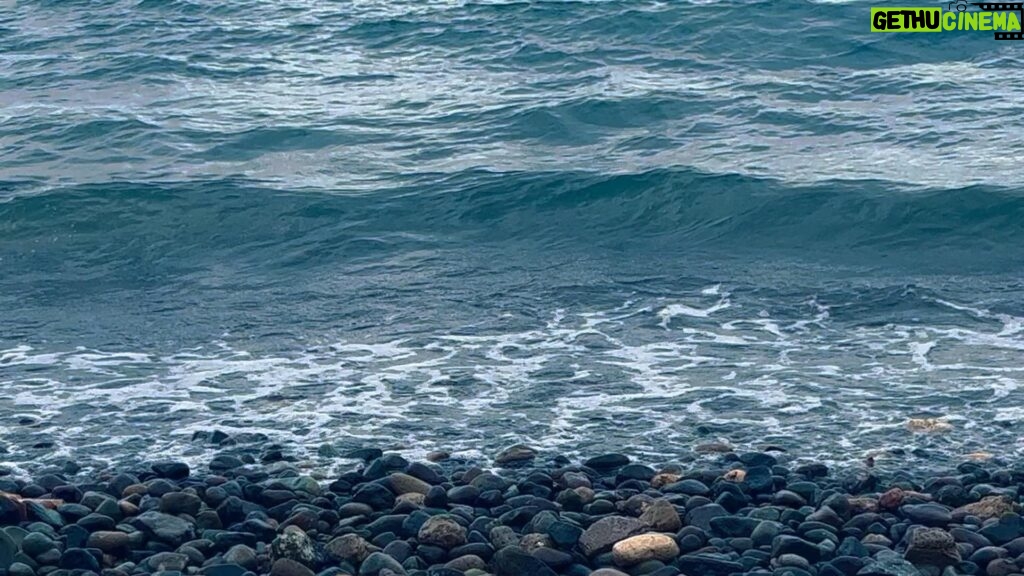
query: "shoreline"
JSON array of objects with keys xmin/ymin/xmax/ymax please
[{"xmin": 0, "ymin": 446, "xmax": 1020, "ymax": 576}]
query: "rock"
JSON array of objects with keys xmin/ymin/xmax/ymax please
[
  {"xmin": 857, "ymin": 553, "xmax": 922, "ymax": 576},
  {"xmin": 611, "ymin": 533, "xmax": 680, "ymax": 566},
  {"xmin": 954, "ymin": 496, "xmax": 1018, "ymax": 521},
  {"xmin": 651, "ymin": 473, "xmax": 681, "ymax": 489},
  {"xmin": 639, "ymin": 499, "xmax": 681, "ymax": 532},
  {"xmin": 979, "ymin": 513, "xmax": 1024, "ymax": 545},
  {"xmin": 417, "ymin": 515, "xmax": 466, "ymax": 549},
  {"xmin": 145, "ymin": 552, "xmax": 189, "ymax": 572},
  {"xmin": 579, "ymin": 516, "xmax": 645, "ymax": 557},
  {"xmin": 385, "ymin": 473, "xmax": 430, "ymax": 496},
  {"xmin": 270, "ymin": 558, "xmax": 315, "ymax": 576},
  {"xmin": 752, "ymin": 521, "xmax": 782, "ymax": 548},
  {"xmin": 880, "ymin": 488, "xmax": 905, "ymax": 510},
  {"xmin": 519, "ymin": 533, "xmax": 552, "ymax": 551},
  {"xmin": 906, "ymin": 418, "xmax": 952, "ymax": 433},
  {"xmin": 492, "ymin": 545, "xmax": 557, "ymax": 576},
  {"xmin": 160, "ymin": 492, "xmax": 203, "ymax": 516},
  {"xmin": 584, "ymin": 454, "xmax": 630, "ymax": 470},
  {"xmin": 773, "ymin": 535, "xmax": 821, "ymax": 563},
  {"xmin": 152, "ymin": 462, "xmax": 191, "ymax": 480},
  {"xmin": 358, "ymin": 551, "xmax": 406, "ymax": 575},
  {"xmin": 494, "ymin": 445, "xmax": 537, "ymax": 465},
  {"xmin": 710, "ymin": 516, "xmax": 761, "ymax": 538},
  {"xmin": 722, "ymin": 469, "xmax": 746, "ymax": 482},
  {"xmin": 739, "ymin": 452, "xmax": 777, "ymax": 467},
  {"xmin": 684, "ymin": 503, "xmax": 729, "ymax": 532},
  {"xmin": 664, "ymin": 479, "xmax": 709, "ymax": 496},
  {"xmin": 223, "ymin": 545, "xmax": 258, "ymax": 570},
  {"xmin": 133, "ymin": 511, "xmax": 195, "ymax": 545},
  {"xmin": 59, "ymin": 548, "xmax": 100, "ymax": 571},
  {"xmin": 8, "ymin": 562, "xmax": 34, "ymax": 576},
  {"xmin": 270, "ymin": 526, "xmax": 316, "ymax": 566},
  {"xmin": 774, "ymin": 490, "xmax": 807, "ymax": 508},
  {"xmin": 87, "ymin": 531, "xmax": 130, "ymax": 553},
  {"xmin": 675, "ymin": 553, "xmax": 745, "ymax": 576},
  {"xmin": 20, "ymin": 532, "xmax": 53, "ymax": 557},
  {"xmin": 694, "ymin": 442, "xmax": 733, "ymax": 453},
  {"xmin": 901, "ymin": 504, "xmax": 952, "ymax": 526},
  {"xmin": 0, "ymin": 529, "xmax": 17, "ymax": 570},
  {"xmin": 445, "ymin": 554, "xmax": 487, "ymax": 572},
  {"xmin": 426, "ymin": 451, "xmax": 450, "ymax": 462},
  {"xmin": 904, "ymin": 527, "xmax": 960, "ymax": 568},
  {"xmin": 353, "ymin": 483, "xmax": 395, "ymax": 510},
  {"xmin": 325, "ymin": 533, "xmax": 375, "ymax": 563},
  {"xmin": 986, "ymin": 558, "xmax": 1018, "ymax": 576},
  {"xmin": 0, "ymin": 494, "xmax": 25, "ymax": 525}
]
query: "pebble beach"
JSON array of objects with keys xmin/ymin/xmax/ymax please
[{"xmin": 2, "ymin": 445, "xmax": 1023, "ymax": 576}]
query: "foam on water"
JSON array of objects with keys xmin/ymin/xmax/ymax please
[{"xmin": 2, "ymin": 285, "xmax": 1022, "ymax": 474}]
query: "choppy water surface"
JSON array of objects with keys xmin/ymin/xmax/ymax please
[{"xmin": 1, "ymin": 0, "xmax": 1023, "ymax": 475}]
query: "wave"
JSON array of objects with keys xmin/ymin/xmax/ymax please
[{"xmin": 1, "ymin": 170, "xmax": 1021, "ymax": 274}]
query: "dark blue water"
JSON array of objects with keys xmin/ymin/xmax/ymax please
[{"xmin": 1, "ymin": 0, "xmax": 1023, "ymax": 475}]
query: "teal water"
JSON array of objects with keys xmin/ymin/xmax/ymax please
[{"xmin": 1, "ymin": 0, "xmax": 1023, "ymax": 474}]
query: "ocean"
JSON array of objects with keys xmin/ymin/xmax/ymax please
[{"xmin": 1, "ymin": 0, "xmax": 1023, "ymax": 477}]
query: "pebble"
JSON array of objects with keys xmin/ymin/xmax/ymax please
[
  {"xmin": 0, "ymin": 452, "xmax": 1022, "ymax": 576},
  {"xmin": 611, "ymin": 533, "xmax": 680, "ymax": 566}
]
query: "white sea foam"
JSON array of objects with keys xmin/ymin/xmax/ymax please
[{"xmin": 1, "ymin": 289, "xmax": 1022, "ymax": 472}]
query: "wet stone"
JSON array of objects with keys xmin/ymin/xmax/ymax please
[{"xmin": 579, "ymin": 516, "xmax": 645, "ymax": 557}]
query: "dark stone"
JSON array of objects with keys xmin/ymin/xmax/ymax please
[
  {"xmin": 979, "ymin": 514, "xmax": 1024, "ymax": 545},
  {"xmin": 447, "ymin": 486, "xmax": 479, "ymax": 506},
  {"xmin": 579, "ymin": 516, "xmax": 644, "ymax": 557},
  {"xmin": 131, "ymin": 511, "xmax": 195, "ymax": 545},
  {"xmin": 0, "ymin": 529, "xmax": 17, "ymax": 570},
  {"xmin": 424, "ymin": 486, "xmax": 447, "ymax": 508},
  {"xmin": 901, "ymin": 504, "xmax": 952, "ymax": 527},
  {"xmin": 58, "ymin": 548, "xmax": 100, "ymax": 572},
  {"xmin": 494, "ymin": 445, "xmax": 537, "ymax": 466},
  {"xmin": 664, "ymin": 480, "xmax": 710, "ymax": 496},
  {"xmin": 25, "ymin": 503, "xmax": 62, "ymax": 528},
  {"xmin": 739, "ymin": 452, "xmax": 777, "ymax": 467},
  {"xmin": 830, "ymin": 556, "xmax": 866, "ymax": 576},
  {"xmin": 270, "ymin": 558, "xmax": 315, "ymax": 576},
  {"xmin": 531, "ymin": 547, "xmax": 573, "ymax": 569},
  {"xmin": 856, "ymin": 553, "xmax": 921, "ymax": 576},
  {"xmin": 684, "ymin": 504, "xmax": 729, "ymax": 532},
  {"xmin": 353, "ymin": 483, "xmax": 395, "ymax": 511},
  {"xmin": 795, "ymin": 463, "xmax": 829, "ymax": 478},
  {"xmin": 56, "ymin": 504, "xmax": 91, "ymax": 522},
  {"xmin": 21, "ymin": 532, "xmax": 55, "ymax": 557},
  {"xmin": 152, "ymin": 462, "xmax": 191, "ymax": 480},
  {"xmin": 835, "ymin": 532, "xmax": 868, "ymax": 557},
  {"xmin": 743, "ymin": 466, "xmax": 775, "ymax": 494},
  {"xmin": 344, "ymin": 448, "xmax": 383, "ymax": 462},
  {"xmin": 709, "ymin": 516, "xmax": 760, "ymax": 538},
  {"xmin": 772, "ymin": 535, "xmax": 821, "ymax": 563},
  {"xmin": 76, "ymin": 513, "xmax": 115, "ymax": 532},
  {"xmin": 202, "ymin": 564, "xmax": 247, "ymax": 576},
  {"xmin": 209, "ymin": 455, "xmax": 245, "ymax": 473},
  {"xmin": 548, "ymin": 521, "xmax": 583, "ymax": 549},
  {"xmin": 404, "ymin": 463, "xmax": 443, "ymax": 485},
  {"xmin": 617, "ymin": 464, "xmax": 656, "ymax": 483},
  {"xmin": 584, "ymin": 454, "xmax": 630, "ymax": 470},
  {"xmin": 492, "ymin": 545, "xmax": 556, "ymax": 576},
  {"xmin": 675, "ymin": 553, "xmax": 745, "ymax": 576}
]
